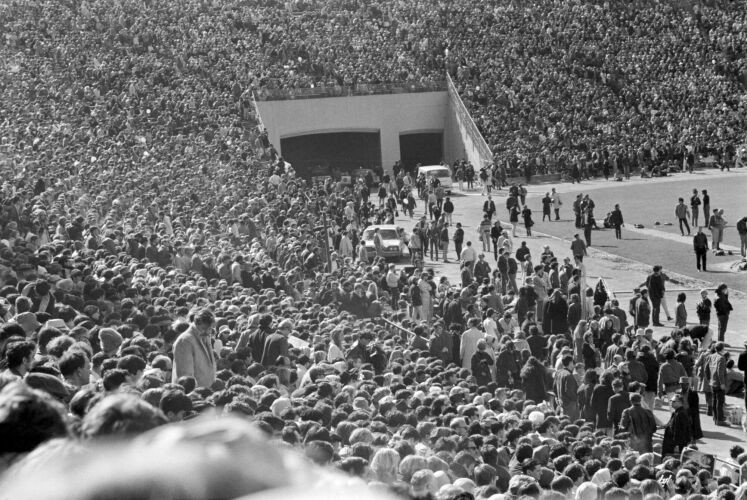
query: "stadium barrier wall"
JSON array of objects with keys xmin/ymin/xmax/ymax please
[
  {"xmin": 445, "ymin": 73, "xmax": 493, "ymax": 170},
  {"xmin": 255, "ymin": 90, "xmax": 460, "ymax": 172}
]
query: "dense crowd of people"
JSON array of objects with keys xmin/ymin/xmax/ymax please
[
  {"xmin": 1, "ymin": 0, "xmax": 746, "ymax": 499},
  {"xmin": 246, "ymin": 0, "xmax": 746, "ymax": 177}
]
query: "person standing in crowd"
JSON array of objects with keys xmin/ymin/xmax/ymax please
[
  {"xmin": 607, "ymin": 378, "xmax": 630, "ymax": 435},
  {"xmin": 661, "ymin": 393, "xmax": 692, "ymax": 457},
  {"xmin": 714, "ymin": 284, "xmax": 732, "ymax": 343},
  {"xmin": 658, "ymin": 349, "xmax": 687, "ymax": 403},
  {"xmin": 453, "ymin": 222, "xmax": 464, "ymax": 260},
  {"xmin": 620, "ymin": 392, "xmax": 657, "ymax": 453},
  {"xmin": 554, "ymin": 355, "xmax": 579, "ymax": 420},
  {"xmin": 542, "ymin": 192, "xmax": 552, "ymax": 222},
  {"xmin": 690, "ymin": 189, "xmax": 701, "ymax": 228},
  {"xmin": 442, "ymin": 197, "xmax": 454, "ymax": 226},
  {"xmin": 570, "ymin": 233, "xmax": 587, "ymax": 261},
  {"xmin": 737, "ymin": 215, "xmax": 747, "ymax": 258},
  {"xmin": 509, "ymin": 202, "xmax": 520, "ymax": 237},
  {"xmin": 483, "ymin": 195, "xmax": 496, "ymax": 220},
  {"xmin": 709, "ymin": 342, "xmax": 729, "ymax": 426},
  {"xmin": 679, "ymin": 376, "xmax": 702, "ymax": 445},
  {"xmin": 674, "ymin": 293, "xmax": 687, "ymax": 329},
  {"xmin": 460, "ymin": 318, "xmax": 484, "ymax": 372},
  {"xmin": 710, "ymin": 208, "xmax": 727, "ymax": 251},
  {"xmin": 696, "ymin": 288, "xmax": 712, "ymax": 326},
  {"xmin": 551, "ymin": 187, "xmax": 562, "ymax": 221},
  {"xmin": 675, "ymin": 198, "xmax": 691, "ymax": 236},
  {"xmin": 573, "ymin": 194, "xmax": 583, "ymax": 228},
  {"xmin": 439, "ymin": 223, "xmax": 450, "ymax": 263},
  {"xmin": 172, "ymin": 308, "xmax": 217, "ymax": 388},
  {"xmin": 261, "ymin": 319, "xmax": 291, "ymax": 368},
  {"xmin": 738, "ymin": 342, "xmax": 747, "ymax": 412},
  {"xmin": 609, "ymin": 204, "xmax": 624, "ymax": 240},
  {"xmin": 479, "ymin": 215, "xmax": 492, "ymax": 252},
  {"xmin": 522, "ymin": 205, "xmax": 534, "ymax": 237},
  {"xmin": 644, "ymin": 266, "xmax": 669, "ymax": 326},
  {"xmin": 634, "ymin": 288, "xmax": 651, "ymax": 328},
  {"xmin": 490, "ymin": 220, "xmax": 503, "ymax": 260},
  {"xmin": 702, "ymin": 189, "xmax": 711, "ymax": 228},
  {"xmin": 693, "ymin": 226, "xmax": 709, "ymax": 271},
  {"xmin": 460, "ymin": 241, "xmax": 477, "ymax": 273}
]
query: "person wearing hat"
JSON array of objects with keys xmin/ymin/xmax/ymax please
[
  {"xmin": 12, "ymin": 312, "xmax": 41, "ymax": 337},
  {"xmin": 661, "ymin": 393, "xmax": 692, "ymax": 457}
]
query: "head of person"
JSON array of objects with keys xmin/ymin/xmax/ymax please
[{"xmin": 192, "ymin": 308, "xmax": 215, "ymax": 336}]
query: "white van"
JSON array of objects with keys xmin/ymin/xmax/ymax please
[{"xmin": 417, "ymin": 165, "xmax": 453, "ymax": 192}]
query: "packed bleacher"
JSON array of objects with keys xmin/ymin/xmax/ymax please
[{"xmin": 1, "ymin": 0, "xmax": 746, "ymax": 499}]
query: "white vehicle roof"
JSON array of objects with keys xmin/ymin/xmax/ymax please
[
  {"xmin": 418, "ymin": 165, "xmax": 450, "ymax": 172},
  {"xmin": 363, "ymin": 224, "xmax": 403, "ymax": 231}
]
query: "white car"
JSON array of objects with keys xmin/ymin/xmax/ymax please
[
  {"xmin": 418, "ymin": 165, "xmax": 453, "ymax": 192},
  {"xmin": 361, "ymin": 225, "xmax": 409, "ymax": 259}
]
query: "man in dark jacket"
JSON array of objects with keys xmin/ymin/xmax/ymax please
[
  {"xmin": 661, "ymin": 393, "xmax": 692, "ymax": 457},
  {"xmin": 542, "ymin": 290, "xmax": 568, "ymax": 336},
  {"xmin": 261, "ymin": 319, "xmax": 291, "ymax": 368},
  {"xmin": 638, "ymin": 345, "xmax": 659, "ymax": 410},
  {"xmin": 554, "ymin": 355, "xmax": 579, "ymax": 420},
  {"xmin": 679, "ymin": 376, "xmax": 702, "ymax": 443},
  {"xmin": 623, "ymin": 350, "xmax": 648, "ymax": 386},
  {"xmin": 527, "ymin": 326, "xmax": 547, "ymax": 361},
  {"xmin": 644, "ymin": 266, "xmax": 667, "ymax": 325},
  {"xmin": 607, "ymin": 378, "xmax": 631, "ymax": 433},
  {"xmin": 497, "ymin": 248, "xmax": 509, "ymax": 293},
  {"xmin": 609, "ymin": 204, "xmax": 624, "ymax": 239},
  {"xmin": 346, "ymin": 332, "xmax": 373, "ymax": 366},
  {"xmin": 620, "ymin": 393, "xmax": 657, "ymax": 453},
  {"xmin": 429, "ymin": 321, "xmax": 454, "ymax": 364},
  {"xmin": 738, "ymin": 341, "xmax": 747, "ymax": 411},
  {"xmin": 444, "ymin": 294, "xmax": 464, "ymax": 330},
  {"xmin": 693, "ymin": 226, "xmax": 709, "ymax": 271},
  {"xmin": 248, "ymin": 315, "xmax": 274, "ymax": 363},
  {"xmin": 634, "ymin": 289, "xmax": 651, "ymax": 328}
]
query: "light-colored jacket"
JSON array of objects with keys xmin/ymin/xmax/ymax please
[
  {"xmin": 460, "ymin": 327, "xmax": 484, "ymax": 371},
  {"xmin": 172, "ymin": 325, "xmax": 217, "ymax": 388}
]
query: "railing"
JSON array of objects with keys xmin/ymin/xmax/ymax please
[
  {"xmin": 254, "ymin": 81, "xmax": 447, "ymax": 101},
  {"xmin": 446, "ymin": 73, "xmax": 493, "ymax": 168},
  {"xmin": 382, "ymin": 317, "xmax": 414, "ymax": 343}
]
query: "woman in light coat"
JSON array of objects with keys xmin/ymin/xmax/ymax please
[{"xmin": 573, "ymin": 319, "xmax": 588, "ymax": 362}]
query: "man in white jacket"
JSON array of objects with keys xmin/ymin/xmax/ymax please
[{"xmin": 460, "ymin": 318, "xmax": 485, "ymax": 372}]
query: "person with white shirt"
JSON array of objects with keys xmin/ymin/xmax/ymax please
[
  {"xmin": 386, "ymin": 264, "xmax": 400, "ymax": 308},
  {"xmin": 497, "ymin": 231, "xmax": 513, "ymax": 255},
  {"xmin": 459, "ymin": 318, "xmax": 485, "ymax": 371},
  {"xmin": 551, "ymin": 188, "xmax": 562, "ymax": 221},
  {"xmin": 498, "ymin": 311, "xmax": 519, "ymax": 334},
  {"xmin": 460, "ymin": 241, "xmax": 477, "ymax": 272},
  {"xmin": 483, "ymin": 308, "xmax": 499, "ymax": 340}
]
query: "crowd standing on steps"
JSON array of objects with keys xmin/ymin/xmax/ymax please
[{"xmin": 1, "ymin": 0, "xmax": 747, "ymax": 499}]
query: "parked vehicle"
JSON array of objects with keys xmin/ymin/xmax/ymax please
[
  {"xmin": 361, "ymin": 225, "xmax": 409, "ymax": 259},
  {"xmin": 417, "ymin": 165, "xmax": 453, "ymax": 192}
]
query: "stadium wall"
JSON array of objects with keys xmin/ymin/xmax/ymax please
[
  {"xmin": 445, "ymin": 74, "xmax": 493, "ymax": 170},
  {"xmin": 255, "ymin": 85, "xmax": 490, "ymax": 174}
]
